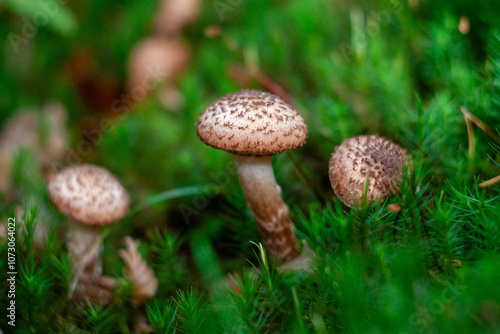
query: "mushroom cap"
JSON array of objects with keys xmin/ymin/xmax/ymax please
[
  {"xmin": 153, "ymin": 0, "xmax": 201, "ymax": 36},
  {"xmin": 196, "ymin": 90, "xmax": 308, "ymax": 155},
  {"xmin": 127, "ymin": 37, "xmax": 190, "ymax": 93},
  {"xmin": 329, "ymin": 135, "xmax": 407, "ymax": 207},
  {"xmin": 48, "ymin": 164, "xmax": 130, "ymax": 225}
]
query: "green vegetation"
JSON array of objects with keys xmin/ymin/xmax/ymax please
[{"xmin": 1, "ymin": 0, "xmax": 500, "ymax": 333}]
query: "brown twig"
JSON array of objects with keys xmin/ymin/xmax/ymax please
[{"xmin": 460, "ymin": 106, "xmax": 500, "ymax": 143}]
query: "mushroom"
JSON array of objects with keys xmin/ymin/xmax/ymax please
[
  {"xmin": 0, "ymin": 103, "xmax": 67, "ymax": 193},
  {"xmin": 127, "ymin": 37, "xmax": 190, "ymax": 111},
  {"xmin": 329, "ymin": 135, "xmax": 407, "ymax": 207},
  {"xmin": 47, "ymin": 164, "xmax": 130, "ymax": 293},
  {"xmin": 196, "ymin": 90, "xmax": 308, "ymax": 262}
]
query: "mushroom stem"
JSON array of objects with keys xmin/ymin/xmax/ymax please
[
  {"xmin": 235, "ymin": 154, "xmax": 299, "ymax": 262},
  {"xmin": 67, "ymin": 219, "xmax": 103, "ymax": 291}
]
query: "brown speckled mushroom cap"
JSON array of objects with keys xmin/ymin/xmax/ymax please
[
  {"xmin": 196, "ymin": 90, "xmax": 308, "ymax": 155},
  {"xmin": 48, "ymin": 164, "xmax": 130, "ymax": 225},
  {"xmin": 329, "ymin": 135, "xmax": 407, "ymax": 207}
]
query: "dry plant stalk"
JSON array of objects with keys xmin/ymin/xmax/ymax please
[
  {"xmin": 464, "ymin": 115, "xmax": 475, "ymax": 158},
  {"xmin": 479, "ymin": 175, "xmax": 500, "ymax": 188},
  {"xmin": 460, "ymin": 106, "xmax": 500, "ymax": 187},
  {"xmin": 0, "ymin": 104, "xmax": 67, "ymax": 192},
  {"xmin": 119, "ymin": 236, "xmax": 158, "ymax": 306}
]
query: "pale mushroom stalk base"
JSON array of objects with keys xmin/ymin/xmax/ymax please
[
  {"xmin": 67, "ymin": 219, "xmax": 103, "ymax": 296},
  {"xmin": 235, "ymin": 154, "xmax": 299, "ymax": 262}
]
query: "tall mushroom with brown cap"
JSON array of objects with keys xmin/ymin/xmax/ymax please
[
  {"xmin": 329, "ymin": 135, "xmax": 407, "ymax": 207},
  {"xmin": 196, "ymin": 90, "xmax": 308, "ymax": 262},
  {"xmin": 47, "ymin": 164, "xmax": 130, "ymax": 292}
]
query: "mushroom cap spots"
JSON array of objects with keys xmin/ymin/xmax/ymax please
[
  {"xmin": 196, "ymin": 90, "xmax": 308, "ymax": 156},
  {"xmin": 48, "ymin": 164, "xmax": 130, "ymax": 225},
  {"xmin": 329, "ymin": 135, "xmax": 407, "ymax": 207}
]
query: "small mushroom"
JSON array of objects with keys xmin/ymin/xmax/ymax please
[
  {"xmin": 47, "ymin": 164, "xmax": 130, "ymax": 294},
  {"xmin": 329, "ymin": 135, "xmax": 407, "ymax": 207},
  {"xmin": 196, "ymin": 90, "xmax": 308, "ymax": 262},
  {"xmin": 153, "ymin": 0, "xmax": 201, "ymax": 37}
]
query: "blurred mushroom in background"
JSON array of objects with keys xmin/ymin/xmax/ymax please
[
  {"xmin": 127, "ymin": 36, "xmax": 190, "ymax": 111},
  {"xmin": 329, "ymin": 135, "xmax": 408, "ymax": 207},
  {"xmin": 125, "ymin": 0, "xmax": 200, "ymax": 112},
  {"xmin": 0, "ymin": 103, "xmax": 68, "ymax": 193},
  {"xmin": 153, "ymin": 0, "xmax": 201, "ymax": 37},
  {"xmin": 0, "ymin": 206, "xmax": 49, "ymax": 247}
]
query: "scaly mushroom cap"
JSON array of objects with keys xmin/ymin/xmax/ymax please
[
  {"xmin": 196, "ymin": 90, "xmax": 308, "ymax": 155},
  {"xmin": 127, "ymin": 37, "xmax": 190, "ymax": 93},
  {"xmin": 48, "ymin": 164, "xmax": 130, "ymax": 225},
  {"xmin": 329, "ymin": 135, "xmax": 407, "ymax": 207}
]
